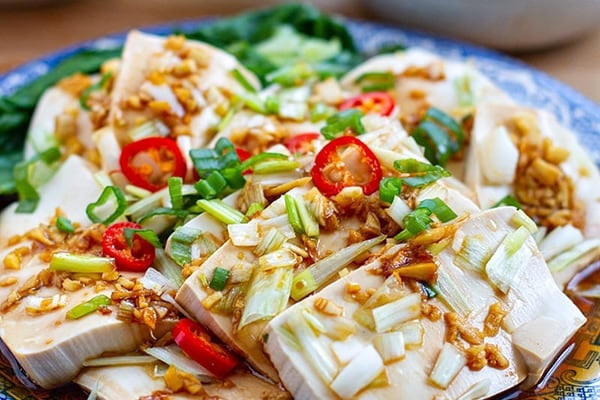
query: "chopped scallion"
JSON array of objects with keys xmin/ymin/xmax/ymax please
[
  {"xmin": 85, "ymin": 185, "xmax": 127, "ymax": 224},
  {"xmin": 253, "ymin": 159, "xmax": 299, "ymax": 175},
  {"xmin": 196, "ymin": 199, "xmax": 247, "ymax": 225},
  {"xmin": 393, "ymin": 158, "xmax": 451, "ymax": 187},
  {"xmin": 209, "ymin": 267, "xmax": 230, "ymax": 291},
  {"xmin": 418, "ymin": 197, "xmax": 457, "ymax": 222},
  {"xmin": 14, "ymin": 147, "xmax": 61, "ymax": 213},
  {"xmin": 168, "ymin": 177, "xmax": 183, "ymax": 210},
  {"xmin": 50, "ymin": 252, "xmax": 115, "ymax": 273},
  {"xmin": 493, "ymin": 194, "xmax": 521, "ymax": 209},
  {"xmin": 284, "ymin": 194, "xmax": 303, "ymax": 234},
  {"xmin": 55, "ymin": 216, "xmax": 75, "ymax": 233},
  {"xmin": 379, "ymin": 177, "xmax": 403, "ymax": 203},
  {"xmin": 66, "ymin": 294, "xmax": 111, "ymax": 319},
  {"xmin": 80, "ymin": 72, "xmax": 112, "ymax": 111},
  {"xmin": 320, "ymin": 109, "xmax": 365, "ymax": 139},
  {"xmin": 123, "ymin": 228, "xmax": 162, "ymax": 248},
  {"xmin": 231, "ymin": 68, "xmax": 257, "ymax": 93},
  {"xmin": 355, "ymin": 71, "xmax": 395, "ymax": 92}
]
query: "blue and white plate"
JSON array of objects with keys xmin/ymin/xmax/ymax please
[{"xmin": 0, "ymin": 17, "xmax": 599, "ymax": 400}]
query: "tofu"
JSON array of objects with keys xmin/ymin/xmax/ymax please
[{"xmin": 264, "ymin": 207, "xmax": 585, "ymax": 399}]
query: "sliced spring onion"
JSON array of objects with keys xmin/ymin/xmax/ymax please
[
  {"xmin": 191, "ymin": 232, "xmax": 221, "ymax": 261},
  {"xmin": 238, "ymin": 152, "xmax": 288, "ymax": 172},
  {"xmin": 209, "ymin": 267, "xmax": 230, "ymax": 291},
  {"xmin": 386, "ymin": 196, "xmax": 412, "ymax": 226},
  {"xmin": 153, "ymin": 249, "xmax": 184, "ymax": 288},
  {"xmin": 144, "ymin": 345, "xmax": 214, "ymax": 379},
  {"xmin": 14, "ymin": 146, "xmax": 61, "ymax": 213},
  {"xmin": 539, "ymin": 224, "xmax": 584, "ymax": 261},
  {"xmin": 434, "ymin": 267, "xmax": 473, "ymax": 317},
  {"xmin": 329, "ymin": 344, "xmax": 384, "ymax": 399},
  {"xmin": 128, "ymin": 119, "xmax": 169, "ymax": 141},
  {"xmin": 397, "ymin": 320, "xmax": 424, "ymax": 348},
  {"xmin": 310, "ymin": 102, "xmax": 336, "ymax": 123},
  {"xmin": 259, "ymin": 248, "xmax": 300, "ymax": 271},
  {"xmin": 169, "ymin": 226, "xmax": 201, "ymax": 266},
  {"xmin": 457, "ymin": 379, "xmax": 491, "ymax": 400},
  {"xmin": 317, "ymin": 314, "xmax": 357, "ymax": 341},
  {"xmin": 454, "ymin": 74, "xmax": 475, "ymax": 108},
  {"xmin": 373, "ymin": 331, "xmax": 406, "ymax": 363},
  {"xmin": 195, "ymin": 170, "xmax": 229, "ymax": 200},
  {"xmin": 228, "ymin": 221, "xmax": 260, "ymax": 246},
  {"xmin": 321, "ymin": 109, "xmax": 365, "ymax": 139},
  {"xmin": 412, "ymin": 120, "xmax": 456, "ymax": 167},
  {"xmin": 245, "ymin": 202, "xmax": 264, "ymax": 218},
  {"xmin": 231, "ymin": 68, "xmax": 257, "ymax": 93},
  {"xmin": 125, "ymin": 185, "xmax": 153, "ymax": 199},
  {"xmin": 296, "ymin": 197, "xmax": 319, "ymax": 238},
  {"xmin": 253, "ymin": 159, "xmax": 299, "ymax": 175},
  {"xmin": 454, "ymin": 236, "xmax": 493, "ymax": 272},
  {"xmin": 548, "ymin": 238, "xmax": 600, "ymax": 273},
  {"xmin": 213, "ymin": 282, "xmax": 248, "ymax": 315},
  {"xmin": 254, "ymin": 227, "xmax": 287, "ymax": 256},
  {"xmin": 196, "ymin": 199, "xmax": 247, "ymax": 225},
  {"xmin": 117, "ymin": 300, "xmax": 135, "ymax": 322},
  {"xmin": 85, "ymin": 185, "xmax": 127, "ymax": 224},
  {"xmin": 393, "ymin": 159, "xmax": 451, "ymax": 188},
  {"xmin": 55, "ymin": 216, "xmax": 75, "ymax": 233},
  {"xmin": 425, "ymin": 107, "xmax": 465, "ymax": 147},
  {"xmin": 379, "ymin": 177, "xmax": 403, "ymax": 203},
  {"xmin": 80, "ymin": 71, "xmax": 112, "ymax": 110},
  {"xmin": 50, "ymin": 252, "xmax": 115, "ymax": 273},
  {"xmin": 82, "ymin": 355, "xmax": 157, "ymax": 367},
  {"xmin": 278, "ymin": 101, "xmax": 308, "ymax": 121},
  {"xmin": 285, "ymin": 194, "xmax": 303, "ymax": 234},
  {"xmin": 510, "ymin": 209, "xmax": 537, "ymax": 234},
  {"xmin": 355, "ymin": 71, "xmax": 395, "ymax": 92},
  {"xmin": 123, "ymin": 228, "xmax": 162, "ymax": 248},
  {"xmin": 125, "ymin": 186, "xmax": 169, "ymax": 221},
  {"xmin": 485, "ymin": 226, "xmax": 533, "ymax": 293},
  {"xmin": 286, "ymin": 309, "xmax": 339, "ymax": 383},
  {"xmin": 291, "ymin": 235, "xmax": 385, "ymax": 301},
  {"xmin": 66, "ymin": 294, "xmax": 111, "ymax": 319},
  {"xmin": 265, "ymin": 96, "xmax": 280, "ymax": 114},
  {"xmin": 266, "ymin": 62, "xmax": 315, "ymax": 87},
  {"xmin": 429, "ymin": 343, "xmax": 467, "ymax": 389},
  {"xmin": 137, "ymin": 207, "xmax": 188, "ymax": 224},
  {"xmin": 238, "ymin": 266, "xmax": 293, "ymax": 330},
  {"xmin": 418, "ymin": 197, "xmax": 457, "ymax": 223},
  {"xmin": 168, "ymin": 177, "xmax": 183, "ymax": 210},
  {"xmin": 493, "ymin": 194, "xmax": 521, "ymax": 209},
  {"xmin": 372, "ymin": 292, "xmax": 421, "ymax": 333},
  {"xmin": 330, "ymin": 339, "xmax": 364, "ymax": 364}
]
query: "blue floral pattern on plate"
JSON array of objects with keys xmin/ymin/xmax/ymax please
[{"xmin": 0, "ymin": 16, "xmax": 599, "ymax": 400}]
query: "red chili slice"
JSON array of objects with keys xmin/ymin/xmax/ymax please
[
  {"xmin": 119, "ymin": 137, "xmax": 187, "ymax": 192},
  {"xmin": 311, "ymin": 135, "xmax": 383, "ymax": 197},
  {"xmin": 235, "ymin": 147, "xmax": 252, "ymax": 162},
  {"xmin": 102, "ymin": 221, "xmax": 155, "ymax": 272},
  {"xmin": 284, "ymin": 132, "xmax": 321, "ymax": 154},
  {"xmin": 339, "ymin": 92, "xmax": 395, "ymax": 117},
  {"xmin": 172, "ymin": 318, "xmax": 239, "ymax": 378}
]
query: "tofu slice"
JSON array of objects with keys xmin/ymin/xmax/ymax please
[
  {"xmin": 0, "ymin": 155, "xmax": 102, "ymax": 242},
  {"xmin": 75, "ymin": 364, "xmax": 290, "ymax": 399},
  {"xmin": 109, "ymin": 31, "xmax": 259, "ymax": 148},
  {"xmin": 264, "ymin": 207, "xmax": 585, "ymax": 399}
]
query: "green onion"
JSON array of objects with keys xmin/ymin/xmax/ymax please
[
  {"xmin": 234, "ymin": 91, "xmax": 266, "ymax": 113},
  {"xmin": 209, "ymin": 267, "xmax": 230, "ymax": 291},
  {"xmin": 231, "ymin": 68, "xmax": 257, "ymax": 93},
  {"xmin": 190, "ymin": 137, "xmax": 244, "ymax": 190},
  {"xmin": 434, "ymin": 268, "xmax": 473, "ymax": 317},
  {"xmin": 454, "ymin": 236, "xmax": 492, "ymax": 272},
  {"xmin": 372, "ymin": 292, "xmax": 421, "ymax": 333},
  {"xmin": 330, "ymin": 344, "xmax": 384, "ymax": 399},
  {"xmin": 79, "ymin": 72, "xmax": 112, "ymax": 111},
  {"xmin": 418, "ymin": 197, "xmax": 457, "ymax": 222},
  {"xmin": 493, "ymin": 194, "xmax": 521, "ymax": 209},
  {"xmin": 82, "ymin": 355, "xmax": 157, "ymax": 367},
  {"xmin": 85, "ymin": 185, "xmax": 127, "ymax": 224},
  {"xmin": 254, "ymin": 228, "xmax": 287, "ymax": 256},
  {"xmin": 397, "ymin": 320, "xmax": 424, "ymax": 348},
  {"xmin": 295, "ymin": 197, "xmax": 319, "ymax": 238},
  {"xmin": 425, "ymin": 107, "xmax": 465, "ymax": 147},
  {"xmin": 285, "ymin": 194, "xmax": 303, "ymax": 234},
  {"xmin": 50, "ymin": 252, "xmax": 115, "ymax": 273},
  {"xmin": 264, "ymin": 95, "xmax": 280, "ymax": 114},
  {"xmin": 539, "ymin": 224, "xmax": 584, "ymax": 261},
  {"xmin": 14, "ymin": 146, "xmax": 61, "ymax": 213},
  {"xmin": 66, "ymin": 294, "xmax": 111, "ymax": 320},
  {"xmin": 373, "ymin": 331, "xmax": 405, "ymax": 363},
  {"xmin": 429, "ymin": 343, "xmax": 467, "ymax": 389},
  {"xmin": 379, "ymin": 177, "xmax": 402, "ymax": 203},
  {"xmin": 291, "ymin": 235, "xmax": 385, "ymax": 301},
  {"xmin": 239, "ymin": 152, "xmax": 288, "ymax": 172},
  {"xmin": 454, "ymin": 75, "xmax": 475, "ymax": 108},
  {"xmin": 548, "ymin": 238, "xmax": 600, "ymax": 273},
  {"xmin": 485, "ymin": 226, "xmax": 532, "ymax": 294},
  {"xmin": 310, "ymin": 102, "xmax": 336, "ymax": 123},
  {"xmin": 168, "ymin": 177, "xmax": 183, "ymax": 210},
  {"xmin": 259, "ymin": 248, "xmax": 300, "ymax": 271},
  {"xmin": 239, "ymin": 265, "xmax": 294, "ymax": 330},
  {"xmin": 125, "ymin": 185, "xmax": 152, "ymax": 199},
  {"xmin": 320, "ymin": 109, "xmax": 365, "ymax": 139},
  {"xmin": 393, "ymin": 158, "xmax": 451, "ymax": 187},
  {"xmin": 412, "ymin": 120, "xmax": 455, "ymax": 167},
  {"xmin": 386, "ymin": 196, "xmax": 412, "ymax": 226},
  {"xmin": 154, "ymin": 249, "xmax": 184, "ymax": 288},
  {"xmin": 510, "ymin": 209, "xmax": 537, "ymax": 233},
  {"xmin": 169, "ymin": 226, "xmax": 201, "ymax": 266},
  {"xmin": 355, "ymin": 71, "xmax": 395, "ymax": 92},
  {"xmin": 217, "ymin": 105, "xmax": 238, "ymax": 133},
  {"xmin": 245, "ymin": 202, "xmax": 264, "ymax": 218},
  {"xmin": 195, "ymin": 170, "xmax": 229, "ymax": 199},
  {"xmin": 123, "ymin": 228, "xmax": 162, "ymax": 248},
  {"xmin": 266, "ymin": 62, "xmax": 315, "ymax": 87},
  {"xmin": 402, "ymin": 208, "xmax": 433, "ymax": 235},
  {"xmin": 128, "ymin": 119, "xmax": 169, "ymax": 142},
  {"xmin": 137, "ymin": 207, "xmax": 188, "ymax": 224},
  {"xmin": 253, "ymin": 159, "xmax": 299, "ymax": 174},
  {"xmin": 196, "ymin": 199, "xmax": 247, "ymax": 225},
  {"xmin": 55, "ymin": 216, "xmax": 75, "ymax": 233}
]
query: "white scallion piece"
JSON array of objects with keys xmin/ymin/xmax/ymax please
[
  {"xmin": 397, "ymin": 320, "xmax": 424, "ymax": 348},
  {"xmin": 538, "ymin": 224, "xmax": 584, "ymax": 260},
  {"xmin": 259, "ymin": 215, "xmax": 296, "ymax": 239},
  {"xmin": 457, "ymin": 379, "xmax": 491, "ymax": 400},
  {"xmin": 259, "ymin": 248, "xmax": 300, "ymax": 271},
  {"xmin": 228, "ymin": 221, "xmax": 260, "ymax": 246},
  {"xmin": 372, "ymin": 292, "xmax": 421, "ymax": 333},
  {"xmin": 480, "ymin": 125, "xmax": 519, "ymax": 185},
  {"xmin": 287, "ymin": 309, "xmax": 339, "ymax": 384},
  {"xmin": 253, "ymin": 227, "xmax": 287, "ymax": 256},
  {"xmin": 510, "ymin": 209, "xmax": 538, "ymax": 234},
  {"xmin": 373, "ymin": 331, "xmax": 406, "ymax": 364},
  {"xmin": 330, "ymin": 339, "xmax": 364, "ymax": 364},
  {"xmin": 386, "ymin": 196, "xmax": 412, "ymax": 226},
  {"xmin": 139, "ymin": 267, "xmax": 178, "ymax": 294},
  {"xmin": 239, "ymin": 266, "xmax": 293, "ymax": 329},
  {"xmin": 435, "ymin": 268, "xmax": 473, "ymax": 317},
  {"xmin": 454, "ymin": 235, "xmax": 493, "ymax": 272},
  {"xmin": 82, "ymin": 355, "xmax": 156, "ymax": 367},
  {"xmin": 429, "ymin": 343, "xmax": 467, "ymax": 389},
  {"xmin": 485, "ymin": 226, "xmax": 533, "ymax": 293},
  {"xmin": 318, "ymin": 315, "xmax": 357, "ymax": 341},
  {"xmin": 548, "ymin": 238, "xmax": 600, "ymax": 273},
  {"xmin": 154, "ymin": 249, "xmax": 184, "ymax": 288},
  {"xmin": 143, "ymin": 345, "xmax": 214, "ymax": 381},
  {"xmin": 329, "ymin": 345, "xmax": 384, "ymax": 399}
]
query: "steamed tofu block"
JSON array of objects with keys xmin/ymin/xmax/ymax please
[
  {"xmin": 109, "ymin": 30, "xmax": 260, "ymax": 148},
  {"xmin": 0, "ymin": 155, "xmax": 102, "ymax": 242},
  {"xmin": 264, "ymin": 207, "xmax": 585, "ymax": 399},
  {"xmin": 76, "ymin": 364, "xmax": 290, "ymax": 399}
]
